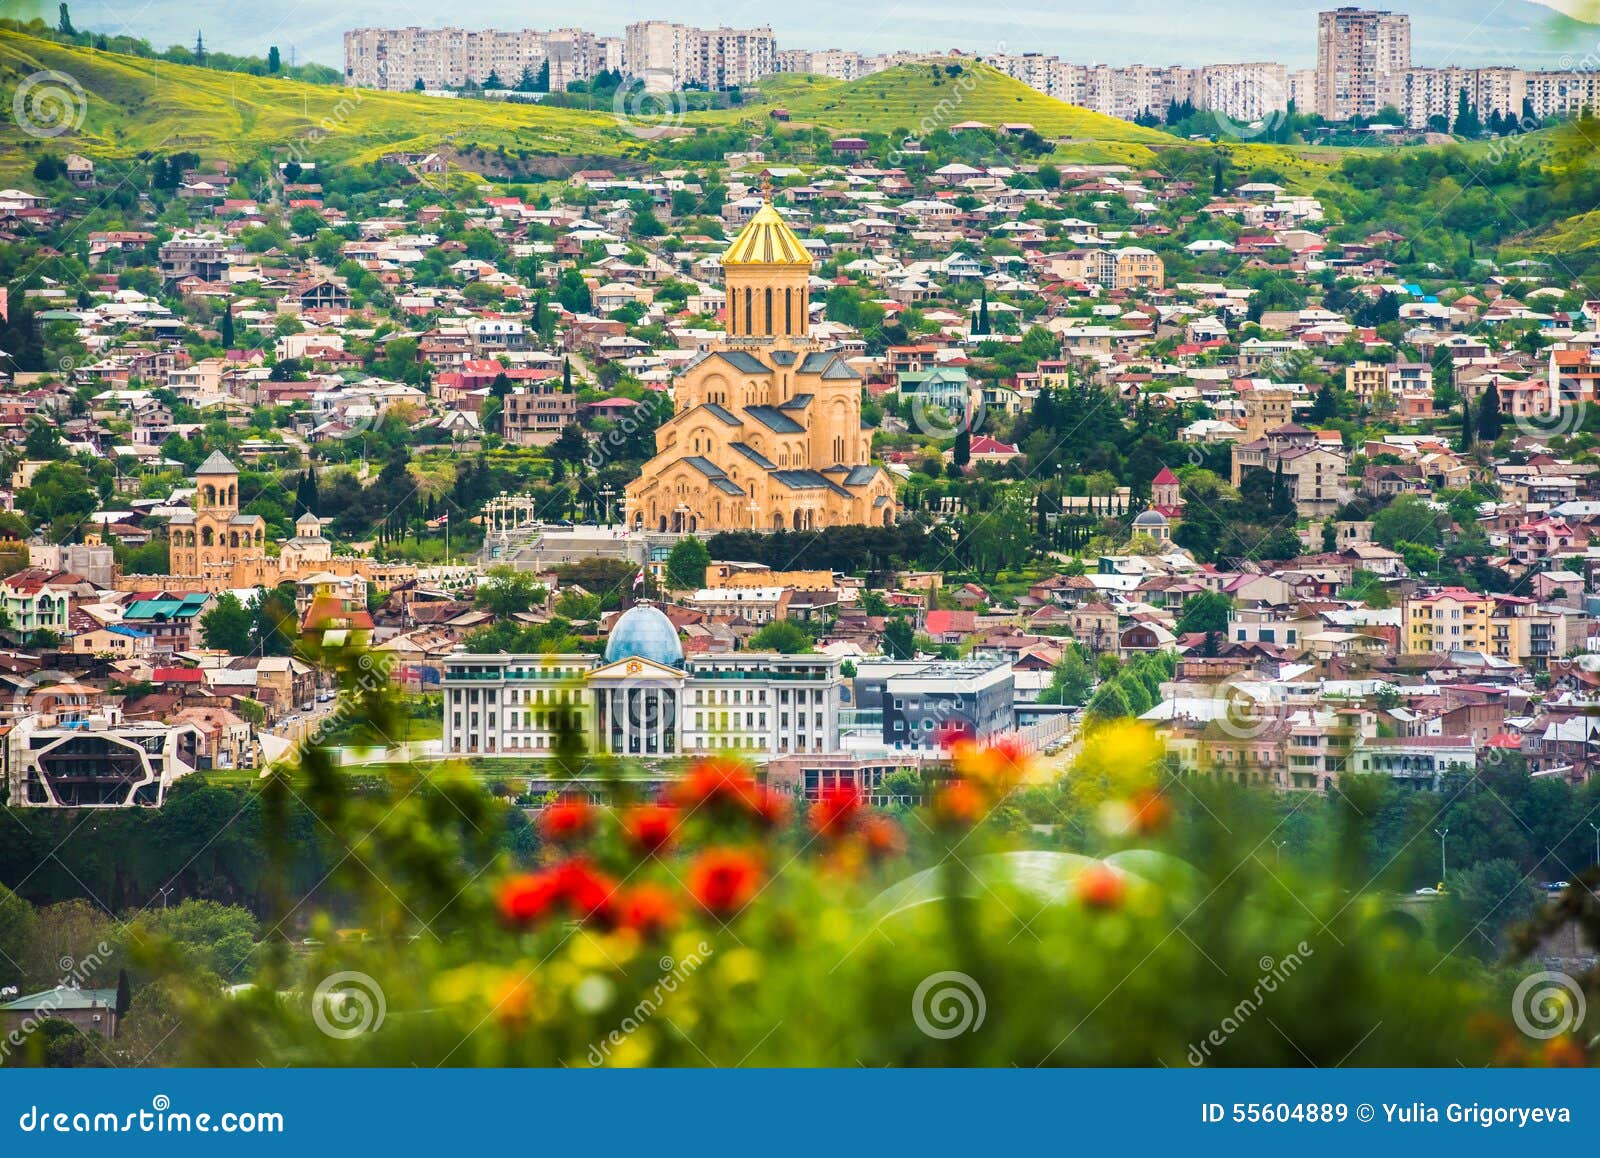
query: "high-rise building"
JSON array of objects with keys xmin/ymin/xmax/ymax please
[
  {"xmin": 343, "ymin": 26, "xmax": 620, "ymax": 92},
  {"xmin": 1315, "ymin": 7, "xmax": 1411, "ymax": 121},
  {"xmin": 623, "ymin": 22, "xmax": 776, "ymax": 92}
]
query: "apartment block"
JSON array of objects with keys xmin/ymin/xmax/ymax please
[
  {"xmin": 1316, "ymin": 7, "xmax": 1411, "ymax": 120},
  {"xmin": 343, "ymin": 26, "xmax": 621, "ymax": 92},
  {"xmin": 623, "ymin": 22, "xmax": 776, "ymax": 92}
]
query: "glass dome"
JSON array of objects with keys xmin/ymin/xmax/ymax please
[{"xmin": 604, "ymin": 604, "xmax": 685, "ymax": 667}]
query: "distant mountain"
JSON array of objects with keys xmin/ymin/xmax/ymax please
[{"xmin": 11, "ymin": 0, "xmax": 1597, "ymax": 69}]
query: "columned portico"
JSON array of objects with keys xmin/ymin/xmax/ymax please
[{"xmin": 589, "ymin": 658, "xmax": 685, "ymax": 757}]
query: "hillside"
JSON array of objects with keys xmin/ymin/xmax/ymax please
[
  {"xmin": 706, "ymin": 61, "xmax": 1173, "ymax": 165},
  {"xmin": 0, "ymin": 28, "xmax": 638, "ymax": 179}
]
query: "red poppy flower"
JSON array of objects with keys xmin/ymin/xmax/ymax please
[
  {"xmin": 496, "ymin": 871, "xmax": 560, "ymax": 926},
  {"xmin": 619, "ymin": 884, "xmax": 680, "ymax": 938},
  {"xmin": 1075, "ymin": 863, "xmax": 1126, "ymax": 910},
  {"xmin": 750, "ymin": 786, "xmax": 791, "ymax": 829},
  {"xmin": 809, "ymin": 783, "xmax": 862, "ymax": 838},
  {"xmin": 540, "ymin": 797, "xmax": 595, "ymax": 843},
  {"xmin": 687, "ymin": 848, "xmax": 763, "ymax": 916},
  {"xmin": 1128, "ymin": 788, "xmax": 1173, "ymax": 835},
  {"xmin": 858, "ymin": 814, "xmax": 906, "ymax": 860},
  {"xmin": 934, "ymin": 779, "xmax": 985, "ymax": 829},
  {"xmin": 623, "ymin": 804, "xmax": 678, "ymax": 855},
  {"xmin": 672, "ymin": 757, "xmax": 758, "ymax": 811},
  {"xmin": 553, "ymin": 858, "xmax": 620, "ymax": 924}
]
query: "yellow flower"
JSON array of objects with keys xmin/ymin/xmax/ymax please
[
  {"xmin": 1077, "ymin": 719, "xmax": 1164, "ymax": 792},
  {"xmin": 718, "ymin": 947, "xmax": 763, "ymax": 988}
]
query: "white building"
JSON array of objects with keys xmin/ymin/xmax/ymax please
[
  {"xmin": 623, "ymin": 22, "xmax": 777, "ymax": 92},
  {"xmin": 442, "ymin": 605, "xmax": 841, "ymax": 758}
]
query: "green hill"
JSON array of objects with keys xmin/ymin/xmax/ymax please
[
  {"xmin": 0, "ymin": 31, "xmax": 1342, "ymax": 191},
  {"xmin": 704, "ymin": 61, "xmax": 1174, "ymax": 164},
  {"xmin": 0, "ymin": 28, "xmax": 637, "ymax": 180}
]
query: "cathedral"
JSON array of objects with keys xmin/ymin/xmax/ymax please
[{"xmin": 624, "ymin": 199, "xmax": 898, "ymax": 534}]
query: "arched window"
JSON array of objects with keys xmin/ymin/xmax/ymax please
[
  {"xmin": 764, "ymin": 288, "xmax": 773, "ymax": 335},
  {"xmin": 785, "ymin": 289, "xmax": 792, "ymax": 334},
  {"xmin": 744, "ymin": 288, "xmax": 753, "ymax": 336}
]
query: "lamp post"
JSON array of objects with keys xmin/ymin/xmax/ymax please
[
  {"xmin": 1590, "ymin": 821, "xmax": 1599, "ymax": 868},
  {"xmin": 157, "ymin": 886, "xmax": 174, "ymax": 911},
  {"xmin": 1434, "ymin": 827, "xmax": 1449, "ymax": 886},
  {"xmin": 1271, "ymin": 838, "xmax": 1288, "ymax": 867}
]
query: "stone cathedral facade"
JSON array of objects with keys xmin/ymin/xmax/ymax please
[{"xmin": 624, "ymin": 199, "xmax": 897, "ymax": 534}]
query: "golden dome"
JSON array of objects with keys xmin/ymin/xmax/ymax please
[{"xmin": 721, "ymin": 200, "xmax": 812, "ymax": 266}]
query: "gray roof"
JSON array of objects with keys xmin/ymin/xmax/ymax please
[
  {"xmin": 773, "ymin": 470, "xmax": 854, "ymax": 498},
  {"xmin": 683, "ymin": 457, "xmax": 746, "ymax": 496},
  {"xmin": 715, "ymin": 350, "xmax": 770, "ymax": 375},
  {"xmin": 744, "ymin": 406, "xmax": 805, "ymax": 434},
  {"xmin": 703, "ymin": 403, "xmax": 742, "ymax": 426},
  {"xmin": 729, "ymin": 442, "xmax": 777, "ymax": 470},
  {"xmin": 1, "ymin": 987, "xmax": 117, "ymax": 1012},
  {"xmin": 195, "ymin": 450, "xmax": 238, "ymax": 475}
]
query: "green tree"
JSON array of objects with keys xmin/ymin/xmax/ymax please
[
  {"xmin": 0, "ymin": 884, "xmax": 34, "ymax": 990},
  {"xmin": 882, "ymin": 617, "xmax": 915, "ymax": 660},
  {"xmin": 1038, "ymin": 650, "xmax": 1094, "ymax": 706},
  {"xmin": 1176, "ymin": 590, "xmax": 1233, "ymax": 636},
  {"xmin": 1371, "ymin": 494, "xmax": 1442, "ymax": 550},
  {"xmin": 474, "ymin": 567, "xmax": 546, "ymax": 618},
  {"xmin": 199, "ymin": 592, "xmax": 253, "ymax": 655},
  {"xmin": 747, "ymin": 620, "xmax": 812, "ymax": 653},
  {"xmin": 119, "ymin": 900, "xmax": 260, "ymax": 982},
  {"xmin": 249, "ymin": 584, "xmax": 298, "ymax": 657},
  {"xmin": 267, "ymin": 45, "xmax": 281, "ymax": 73},
  {"xmin": 665, "ymin": 537, "xmax": 711, "ymax": 590},
  {"xmin": 1440, "ymin": 858, "xmax": 1539, "ymax": 959},
  {"xmin": 1085, "ymin": 680, "xmax": 1132, "ymax": 721},
  {"xmin": 1476, "ymin": 382, "xmax": 1503, "ymax": 441}
]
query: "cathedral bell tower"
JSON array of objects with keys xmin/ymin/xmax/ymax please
[{"xmin": 721, "ymin": 196, "xmax": 813, "ymax": 342}]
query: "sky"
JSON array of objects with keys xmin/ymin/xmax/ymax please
[{"xmin": 12, "ymin": 0, "xmax": 1598, "ymax": 71}]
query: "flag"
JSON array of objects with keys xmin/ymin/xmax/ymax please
[{"xmin": 633, "ymin": 568, "xmax": 644, "ymax": 590}]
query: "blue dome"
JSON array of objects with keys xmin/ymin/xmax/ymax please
[{"xmin": 604, "ymin": 604, "xmax": 684, "ymax": 667}]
